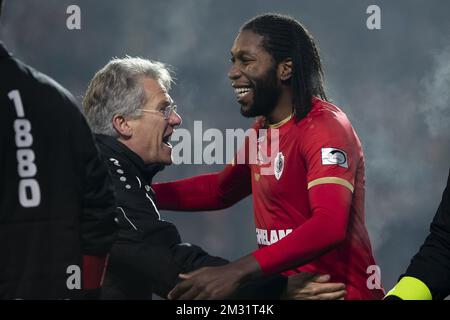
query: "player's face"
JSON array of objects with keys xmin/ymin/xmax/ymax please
[
  {"xmin": 228, "ymin": 30, "xmax": 282, "ymax": 118},
  {"xmin": 127, "ymin": 78, "xmax": 181, "ymax": 165}
]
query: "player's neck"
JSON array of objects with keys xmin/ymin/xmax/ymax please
[{"xmin": 266, "ymin": 93, "xmax": 294, "ymax": 125}]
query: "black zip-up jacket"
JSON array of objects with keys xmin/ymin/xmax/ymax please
[
  {"xmin": 0, "ymin": 43, "xmax": 117, "ymax": 299},
  {"xmin": 96, "ymin": 134, "xmax": 287, "ymax": 299}
]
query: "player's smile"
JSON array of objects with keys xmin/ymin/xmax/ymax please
[{"xmin": 232, "ymin": 83, "xmax": 254, "ymax": 105}]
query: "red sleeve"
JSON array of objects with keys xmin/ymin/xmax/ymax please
[
  {"xmin": 153, "ymin": 163, "xmax": 251, "ymax": 211},
  {"xmin": 152, "ymin": 128, "xmax": 259, "ymax": 211},
  {"xmin": 253, "ymin": 183, "xmax": 351, "ymax": 274},
  {"xmin": 302, "ymin": 110, "xmax": 360, "ymax": 192},
  {"xmin": 152, "ymin": 120, "xmax": 268, "ymax": 211}
]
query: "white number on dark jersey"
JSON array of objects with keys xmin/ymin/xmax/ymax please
[{"xmin": 8, "ymin": 90, "xmax": 41, "ymax": 208}]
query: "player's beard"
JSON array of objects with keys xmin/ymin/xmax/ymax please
[{"xmin": 240, "ymin": 64, "xmax": 282, "ymax": 118}]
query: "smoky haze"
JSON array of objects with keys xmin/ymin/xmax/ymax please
[{"xmin": 1, "ymin": 0, "xmax": 449, "ymax": 292}]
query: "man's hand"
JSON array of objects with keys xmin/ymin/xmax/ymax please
[
  {"xmin": 167, "ymin": 265, "xmax": 242, "ymax": 300},
  {"xmin": 282, "ymin": 272, "xmax": 346, "ymax": 300},
  {"xmin": 168, "ymin": 255, "xmax": 261, "ymax": 300}
]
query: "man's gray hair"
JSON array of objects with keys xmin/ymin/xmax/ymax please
[{"xmin": 83, "ymin": 57, "xmax": 173, "ymax": 137}]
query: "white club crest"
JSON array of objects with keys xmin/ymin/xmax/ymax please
[{"xmin": 274, "ymin": 152, "xmax": 284, "ymax": 180}]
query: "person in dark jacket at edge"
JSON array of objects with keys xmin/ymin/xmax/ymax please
[
  {"xmin": 0, "ymin": 0, "xmax": 117, "ymax": 299},
  {"xmin": 385, "ymin": 169, "xmax": 450, "ymax": 300},
  {"xmin": 83, "ymin": 56, "xmax": 347, "ymax": 300}
]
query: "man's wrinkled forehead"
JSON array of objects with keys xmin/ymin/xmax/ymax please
[
  {"xmin": 152, "ymin": 90, "xmax": 173, "ymax": 109},
  {"xmin": 142, "ymin": 77, "xmax": 173, "ymax": 107},
  {"xmin": 157, "ymin": 83, "xmax": 173, "ymax": 106}
]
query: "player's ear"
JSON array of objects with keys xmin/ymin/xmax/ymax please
[
  {"xmin": 112, "ymin": 114, "xmax": 133, "ymax": 138},
  {"xmin": 278, "ymin": 58, "xmax": 293, "ymax": 81}
]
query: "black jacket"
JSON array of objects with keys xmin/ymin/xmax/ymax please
[
  {"xmin": 0, "ymin": 43, "xmax": 117, "ymax": 299},
  {"xmin": 403, "ymin": 169, "xmax": 450, "ymax": 299},
  {"xmin": 96, "ymin": 134, "xmax": 287, "ymax": 299}
]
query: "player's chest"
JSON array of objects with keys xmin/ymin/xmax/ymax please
[{"xmin": 249, "ymin": 133, "xmax": 307, "ymax": 196}]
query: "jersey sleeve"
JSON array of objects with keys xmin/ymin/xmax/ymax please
[{"xmin": 300, "ymin": 111, "xmax": 360, "ymax": 194}]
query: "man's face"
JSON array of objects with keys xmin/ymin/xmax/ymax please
[
  {"xmin": 228, "ymin": 30, "xmax": 282, "ymax": 118},
  {"xmin": 126, "ymin": 78, "xmax": 181, "ymax": 165}
]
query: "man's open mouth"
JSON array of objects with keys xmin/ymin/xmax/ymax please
[
  {"xmin": 234, "ymin": 86, "xmax": 252, "ymax": 100},
  {"xmin": 163, "ymin": 134, "xmax": 172, "ymax": 148}
]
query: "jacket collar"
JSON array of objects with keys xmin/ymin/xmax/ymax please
[{"xmin": 95, "ymin": 134, "xmax": 164, "ymax": 182}]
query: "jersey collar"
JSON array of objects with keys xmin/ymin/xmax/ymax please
[
  {"xmin": 95, "ymin": 134, "xmax": 164, "ymax": 182},
  {"xmin": 268, "ymin": 113, "xmax": 294, "ymax": 129}
]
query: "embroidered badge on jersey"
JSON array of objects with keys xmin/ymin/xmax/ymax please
[
  {"xmin": 321, "ymin": 148, "xmax": 348, "ymax": 168},
  {"xmin": 274, "ymin": 152, "xmax": 285, "ymax": 180}
]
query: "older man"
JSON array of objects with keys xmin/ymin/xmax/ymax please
[{"xmin": 83, "ymin": 57, "xmax": 346, "ymax": 300}]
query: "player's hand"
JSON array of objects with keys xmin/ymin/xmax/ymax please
[
  {"xmin": 282, "ymin": 272, "xmax": 346, "ymax": 300},
  {"xmin": 167, "ymin": 265, "xmax": 243, "ymax": 300}
]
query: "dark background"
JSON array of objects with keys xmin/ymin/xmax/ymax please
[{"xmin": 1, "ymin": 0, "xmax": 449, "ymax": 292}]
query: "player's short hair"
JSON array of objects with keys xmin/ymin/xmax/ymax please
[
  {"xmin": 83, "ymin": 57, "xmax": 173, "ymax": 137},
  {"xmin": 241, "ymin": 13, "xmax": 328, "ymax": 120}
]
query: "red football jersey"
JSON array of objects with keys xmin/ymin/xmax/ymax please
[{"xmin": 247, "ymin": 97, "xmax": 384, "ymax": 299}]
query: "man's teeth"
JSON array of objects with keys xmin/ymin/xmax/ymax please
[
  {"xmin": 163, "ymin": 136, "xmax": 172, "ymax": 147},
  {"xmin": 235, "ymin": 87, "xmax": 251, "ymax": 97}
]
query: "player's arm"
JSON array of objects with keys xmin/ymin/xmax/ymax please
[
  {"xmin": 252, "ymin": 183, "xmax": 351, "ymax": 274},
  {"xmin": 186, "ymin": 184, "xmax": 351, "ymax": 282},
  {"xmin": 168, "ymin": 224, "xmax": 350, "ymax": 301},
  {"xmin": 152, "ymin": 131, "xmax": 254, "ymax": 211},
  {"xmin": 386, "ymin": 170, "xmax": 450, "ymax": 300},
  {"xmin": 152, "ymin": 162, "xmax": 251, "ymax": 211}
]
